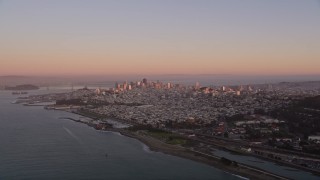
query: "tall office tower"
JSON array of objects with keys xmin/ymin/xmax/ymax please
[
  {"xmin": 123, "ymin": 81, "xmax": 128, "ymax": 90},
  {"xmin": 239, "ymin": 85, "xmax": 244, "ymax": 91},
  {"xmin": 95, "ymin": 88, "xmax": 101, "ymax": 95},
  {"xmin": 142, "ymin": 78, "xmax": 147, "ymax": 85},
  {"xmin": 115, "ymin": 82, "xmax": 119, "ymax": 89},
  {"xmin": 195, "ymin": 82, "xmax": 200, "ymax": 90}
]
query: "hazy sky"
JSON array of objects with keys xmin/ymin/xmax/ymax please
[{"xmin": 0, "ymin": 0, "xmax": 319, "ymax": 76}]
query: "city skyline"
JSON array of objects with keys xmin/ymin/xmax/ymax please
[{"xmin": 0, "ymin": 0, "xmax": 319, "ymax": 76}]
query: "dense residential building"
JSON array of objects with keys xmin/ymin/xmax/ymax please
[{"xmin": 23, "ymin": 80, "xmax": 320, "ymax": 172}]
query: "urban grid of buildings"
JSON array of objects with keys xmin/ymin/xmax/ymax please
[{"xmin": 20, "ymin": 78, "xmax": 320, "ymax": 172}]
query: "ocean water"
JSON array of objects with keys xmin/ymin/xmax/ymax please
[{"xmin": 0, "ymin": 90, "xmax": 240, "ymax": 180}]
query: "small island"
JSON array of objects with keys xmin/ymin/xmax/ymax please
[{"xmin": 5, "ymin": 84, "xmax": 39, "ymax": 90}]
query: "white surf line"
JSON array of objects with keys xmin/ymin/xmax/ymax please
[
  {"xmin": 63, "ymin": 126, "xmax": 83, "ymax": 145},
  {"xmin": 142, "ymin": 143, "xmax": 152, "ymax": 153}
]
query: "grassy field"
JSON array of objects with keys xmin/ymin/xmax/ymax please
[
  {"xmin": 166, "ymin": 138, "xmax": 187, "ymax": 145},
  {"xmin": 146, "ymin": 130, "xmax": 187, "ymax": 145}
]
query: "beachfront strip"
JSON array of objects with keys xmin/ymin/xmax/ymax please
[{"xmin": 20, "ymin": 79, "xmax": 320, "ymax": 175}]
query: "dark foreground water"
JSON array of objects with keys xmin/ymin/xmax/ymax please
[{"xmin": 0, "ymin": 91, "xmax": 241, "ymax": 180}]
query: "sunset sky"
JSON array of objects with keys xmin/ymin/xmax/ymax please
[{"xmin": 0, "ymin": 0, "xmax": 319, "ymax": 76}]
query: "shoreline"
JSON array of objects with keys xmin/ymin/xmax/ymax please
[
  {"xmin": 54, "ymin": 107, "xmax": 320, "ymax": 177},
  {"xmin": 112, "ymin": 129, "xmax": 289, "ymax": 180},
  {"xmin": 60, "ymin": 110, "xmax": 290, "ymax": 180}
]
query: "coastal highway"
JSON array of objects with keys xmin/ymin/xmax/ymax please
[
  {"xmin": 190, "ymin": 149, "xmax": 290, "ymax": 180},
  {"xmin": 192, "ymin": 131, "xmax": 320, "ymax": 159}
]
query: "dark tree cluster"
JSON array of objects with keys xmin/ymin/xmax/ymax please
[{"xmin": 56, "ymin": 99, "xmax": 84, "ymax": 105}]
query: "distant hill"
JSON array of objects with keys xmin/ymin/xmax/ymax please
[
  {"xmin": 4, "ymin": 84, "xmax": 39, "ymax": 90},
  {"xmin": 0, "ymin": 76, "xmax": 32, "ymax": 86},
  {"xmin": 277, "ymin": 81, "xmax": 320, "ymax": 89}
]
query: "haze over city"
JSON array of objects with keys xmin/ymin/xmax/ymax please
[{"xmin": 1, "ymin": 0, "xmax": 319, "ymax": 76}]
